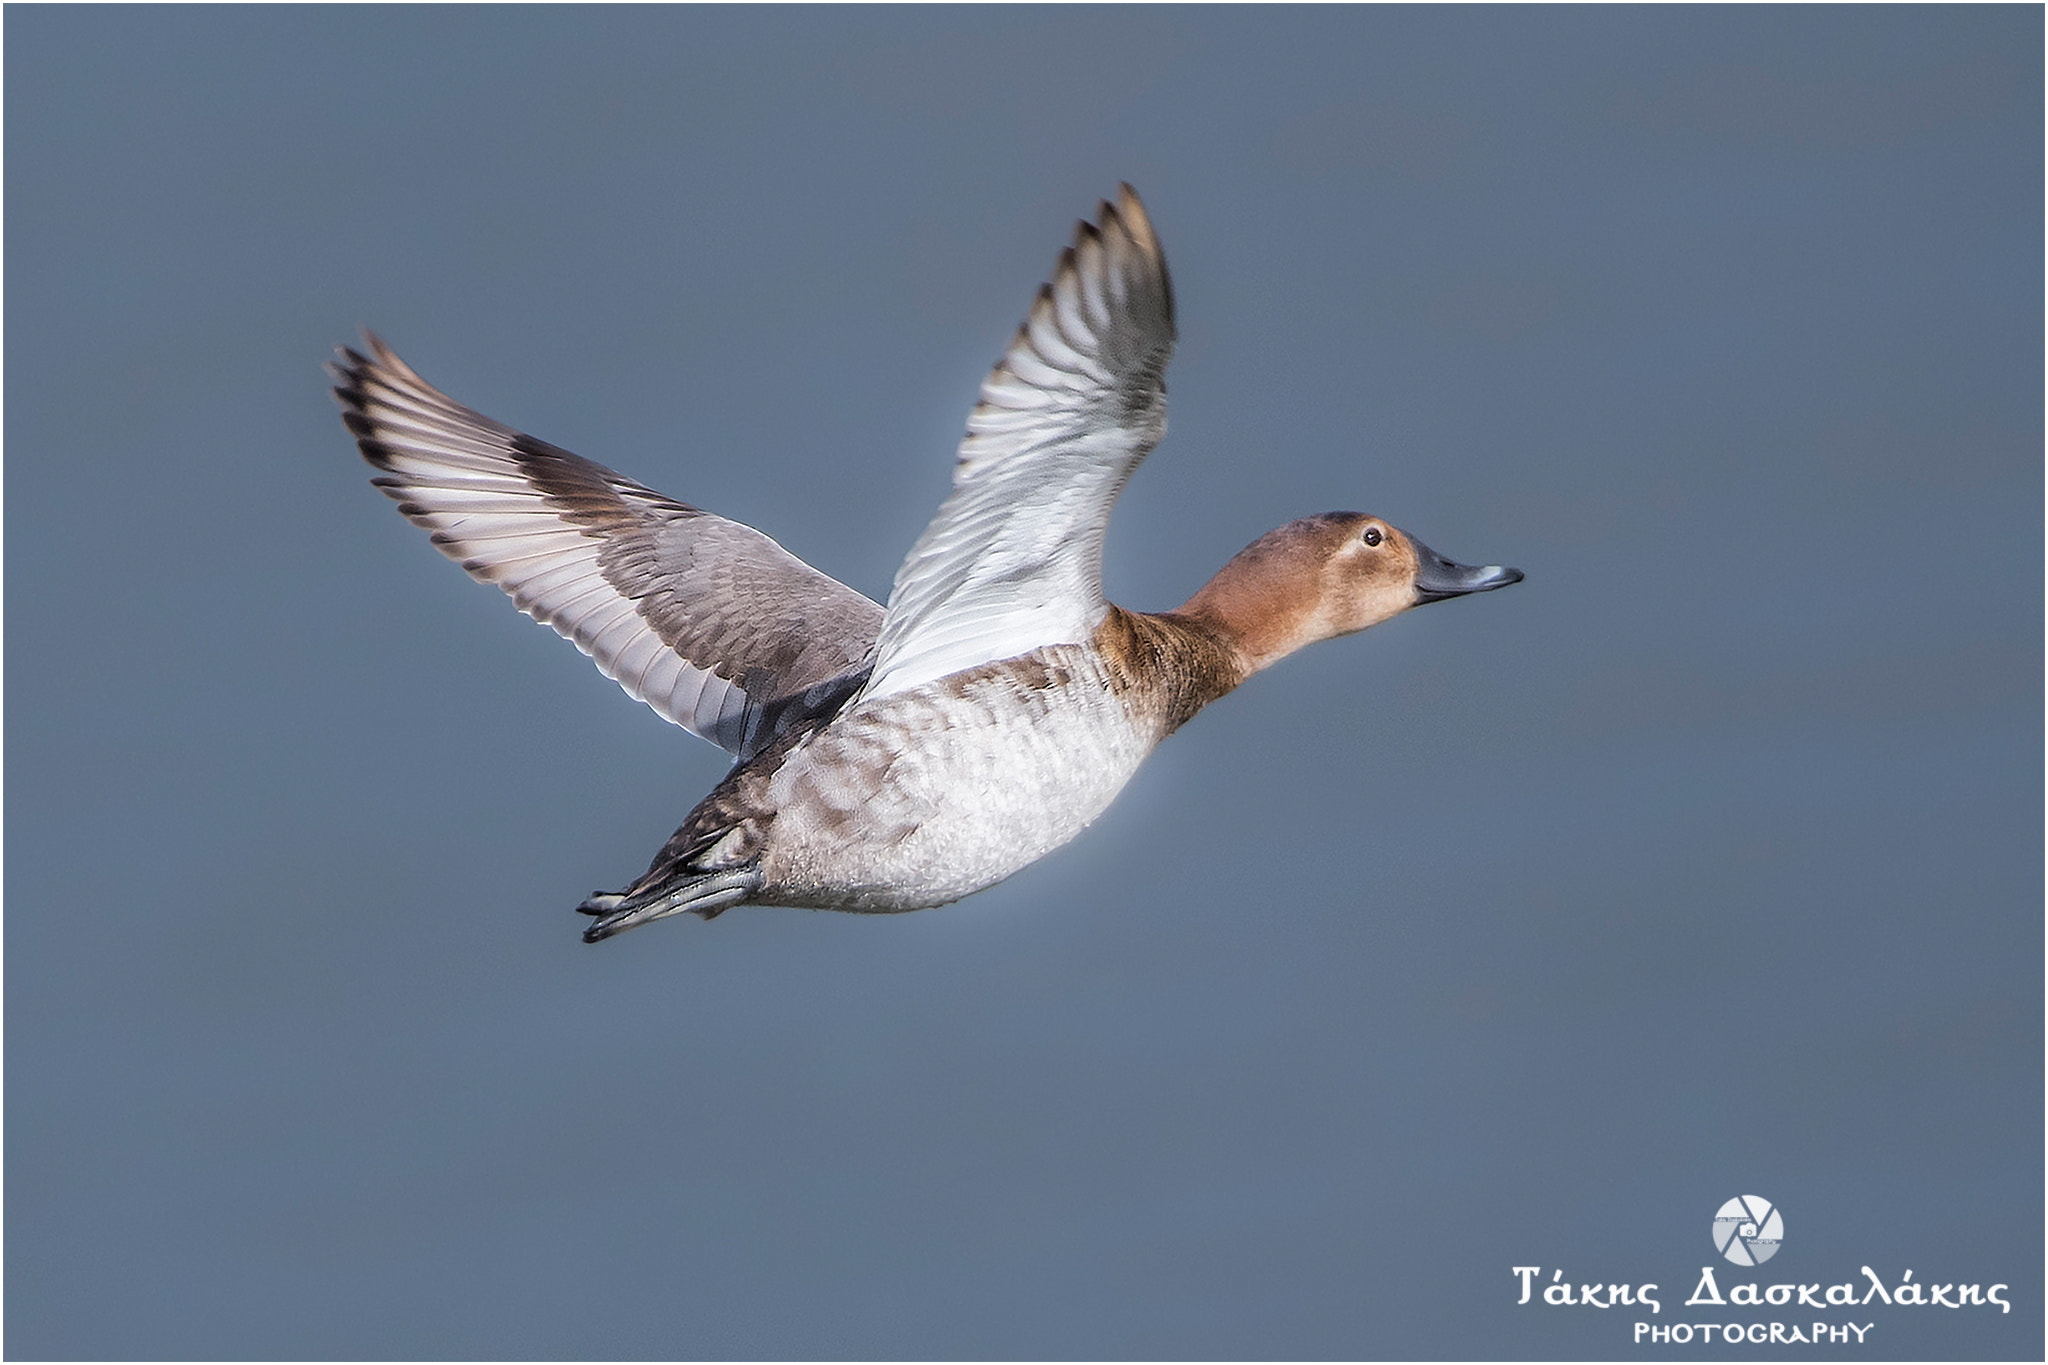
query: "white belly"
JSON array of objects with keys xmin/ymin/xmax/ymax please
[{"xmin": 753, "ymin": 645, "xmax": 1163, "ymax": 911}]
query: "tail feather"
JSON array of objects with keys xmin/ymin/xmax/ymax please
[{"xmin": 577, "ymin": 864, "xmax": 762, "ymax": 942}]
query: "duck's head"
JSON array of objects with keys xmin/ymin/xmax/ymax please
[{"xmin": 1176, "ymin": 511, "xmax": 1522, "ymax": 675}]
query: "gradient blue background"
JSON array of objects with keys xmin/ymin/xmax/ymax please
[{"xmin": 7, "ymin": 6, "xmax": 2041, "ymax": 1360}]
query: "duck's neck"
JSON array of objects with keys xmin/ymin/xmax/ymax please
[
  {"xmin": 1091, "ymin": 604, "xmax": 1250, "ymax": 738},
  {"xmin": 1167, "ymin": 545, "xmax": 1328, "ymax": 678}
]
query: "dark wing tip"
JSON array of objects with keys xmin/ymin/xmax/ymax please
[{"xmin": 1092, "ymin": 183, "xmax": 1173, "ymax": 331}]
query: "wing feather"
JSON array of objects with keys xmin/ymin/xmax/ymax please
[
  {"xmin": 334, "ymin": 334, "xmax": 882, "ymax": 758},
  {"xmin": 862, "ymin": 185, "xmax": 1176, "ymax": 700}
]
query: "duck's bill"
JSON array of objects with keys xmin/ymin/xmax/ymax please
[{"xmin": 1410, "ymin": 537, "xmax": 1524, "ymax": 604}]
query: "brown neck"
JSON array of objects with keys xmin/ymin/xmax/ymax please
[
  {"xmin": 1170, "ymin": 564, "xmax": 1324, "ymax": 677},
  {"xmin": 1091, "ymin": 605, "xmax": 1249, "ymax": 737}
]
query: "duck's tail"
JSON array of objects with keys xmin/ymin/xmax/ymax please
[{"xmin": 576, "ymin": 863, "xmax": 762, "ymax": 942}]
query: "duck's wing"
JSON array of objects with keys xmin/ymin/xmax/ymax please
[
  {"xmin": 333, "ymin": 334, "xmax": 883, "ymax": 760},
  {"xmin": 861, "ymin": 184, "xmax": 1177, "ymax": 701}
]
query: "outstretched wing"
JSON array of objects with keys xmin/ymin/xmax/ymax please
[
  {"xmin": 861, "ymin": 184, "xmax": 1177, "ymax": 701},
  {"xmin": 333, "ymin": 334, "xmax": 883, "ymax": 759}
]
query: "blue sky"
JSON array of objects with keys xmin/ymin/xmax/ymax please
[{"xmin": 7, "ymin": 6, "xmax": 2040, "ymax": 1359}]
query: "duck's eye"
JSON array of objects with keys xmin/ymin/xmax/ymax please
[{"xmin": 1361, "ymin": 526, "xmax": 1383, "ymax": 547}]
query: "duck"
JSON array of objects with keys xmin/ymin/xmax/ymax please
[{"xmin": 334, "ymin": 185, "xmax": 1522, "ymax": 942}]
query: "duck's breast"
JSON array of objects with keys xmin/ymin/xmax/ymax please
[{"xmin": 755, "ymin": 643, "xmax": 1166, "ymax": 911}]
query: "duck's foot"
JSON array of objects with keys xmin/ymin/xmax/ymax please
[{"xmin": 575, "ymin": 865, "xmax": 762, "ymax": 942}]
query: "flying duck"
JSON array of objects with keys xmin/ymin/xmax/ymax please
[{"xmin": 333, "ymin": 185, "xmax": 1522, "ymax": 941}]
